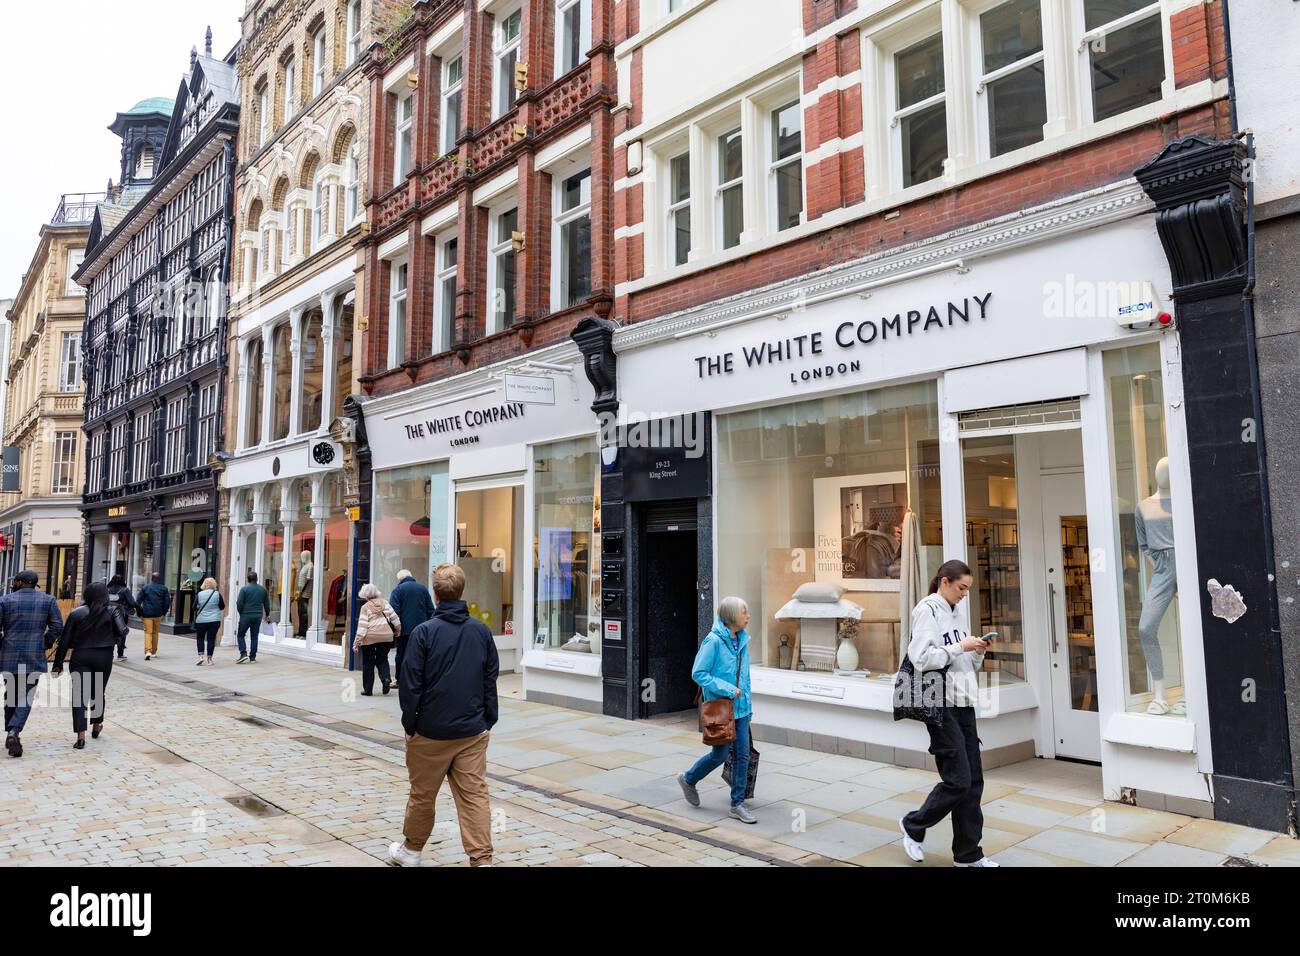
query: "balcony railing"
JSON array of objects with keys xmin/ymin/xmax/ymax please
[{"xmin": 51, "ymin": 192, "xmax": 108, "ymax": 227}]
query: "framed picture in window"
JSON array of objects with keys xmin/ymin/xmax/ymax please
[{"xmin": 813, "ymin": 472, "xmax": 907, "ymax": 591}]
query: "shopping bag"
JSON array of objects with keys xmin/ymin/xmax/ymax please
[
  {"xmin": 260, "ymin": 620, "xmax": 275, "ymax": 636},
  {"xmin": 722, "ymin": 744, "xmax": 760, "ymax": 800}
]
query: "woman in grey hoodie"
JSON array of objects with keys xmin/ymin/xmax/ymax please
[{"xmin": 898, "ymin": 559, "xmax": 999, "ymax": 867}]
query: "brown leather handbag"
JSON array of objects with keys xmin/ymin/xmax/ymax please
[{"xmin": 695, "ymin": 648, "xmax": 743, "ymax": 746}]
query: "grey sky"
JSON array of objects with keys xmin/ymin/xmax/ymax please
[{"xmin": 0, "ymin": 0, "xmax": 246, "ymax": 299}]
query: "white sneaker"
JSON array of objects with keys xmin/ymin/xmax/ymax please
[
  {"xmin": 899, "ymin": 817, "xmax": 924, "ymax": 863},
  {"xmin": 954, "ymin": 856, "xmax": 1000, "ymax": 867},
  {"xmin": 388, "ymin": 841, "xmax": 422, "ymax": 867}
]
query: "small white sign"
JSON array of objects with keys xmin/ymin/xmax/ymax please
[{"xmin": 504, "ymin": 374, "xmax": 556, "ymax": 406}]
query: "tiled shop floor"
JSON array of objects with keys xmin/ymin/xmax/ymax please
[{"xmin": 3, "ymin": 635, "xmax": 1296, "ymax": 867}]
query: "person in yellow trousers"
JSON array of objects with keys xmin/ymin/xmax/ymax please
[
  {"xmin": 388, "ymin": 564, "xmax": 497, "ymax": 867},
  {"xmin": 135, "ymin": 572, "xmax": 172, "ymax": 661}
]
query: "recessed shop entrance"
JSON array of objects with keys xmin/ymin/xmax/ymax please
[
  {"xmin": 961, "ymin": 418, "xmax": 1100, "ymax": 763},
  {"xmin": 453, "ymin": 477, "xmax": 524, "ymax": 656},
  {"xmin": 639, "ymin": 499, "xmax": 700, "ymax": 719}
]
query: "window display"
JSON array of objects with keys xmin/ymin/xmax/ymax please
[
  {"xmin": 1105, "ymin": 345, "xmax": 1185, "ymax": 716},
  {"xmin": 533, "ymin": 437, "xmax": 600, "ymax": 655},
  {"xmin": 963, "ymin": 436, "xmax": 1025, "ymax": 682},
  {"xmin": 717, "ymin": 382, "xmax": 942, "ymax": 675},
  {"xmin": 372, "ymin": 463, "xmax": 450, "ymax": 596},
  {"xmin": 456, "ymin": 485, "xmax": 521, "ymax": 636}
]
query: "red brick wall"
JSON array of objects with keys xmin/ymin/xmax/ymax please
[
  {"xmin": 625, "ymin": 104, "xmax": 1229, "ymax": 326},
  {"xmin": 361, "ymin": 0, "xmax": 617, "ymax": 398}
]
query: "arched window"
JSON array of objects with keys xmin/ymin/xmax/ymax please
[
  {"xmin": 245, "ymin": 338, "xmax": 264, "ymax": 447},
  {"xmin": 334, "ymin": 294, "xmax": 354, "ymax": 423},
  {"xmin": 301, "ymin": 309, "xmax": 324, "ymax": 433},
  {"xmin": 313, "ymin": 175, "xmax": 329, "ymax": 251},
  {"xmin": 271, "ymin": 323, "xmax": 292, "ymax": 441}
]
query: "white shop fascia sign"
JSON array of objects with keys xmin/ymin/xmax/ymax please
[
  {"xmin": 367, "ymin": 365, "xmax": 595, "ymax": 471},
  {"xmin": 617, "ymin": 218, "xmax": 1173, "ymax": 416}
]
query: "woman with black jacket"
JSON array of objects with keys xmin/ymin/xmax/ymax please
[{"xmin": 52, "ymin": 583, "xmax": 127, "ymax": 749}]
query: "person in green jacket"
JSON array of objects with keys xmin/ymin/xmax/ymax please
[{"xmin": 235, "ymin": 570, "xmax": 272, "ymax": 664}]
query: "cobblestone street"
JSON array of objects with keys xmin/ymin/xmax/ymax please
[{"xmin": 2, "ymin": 634, "xmax": 1297, "ymax": 868}]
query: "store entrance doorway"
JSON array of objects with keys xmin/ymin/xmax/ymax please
[
  {"xmin": 640, "ymin": 500, "xmax": 699, "ymax": 718},
  {"xmin": 1041, "ymin": 472, "xmax": 1100, "ymax": 762},
  {"xmin": 961, "ymin": 420, "xmax": 1100, "ymax": 763}
]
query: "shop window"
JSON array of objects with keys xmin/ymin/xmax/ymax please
[
  {"xmin": 456, "ymin": 485, "xmax": 522, "ymax": 637},
  {"xmin": 555, "ymin": 169, "xmax": 592, "ymax": 307},
  {"xmin": 963, "ymin": 435, "xmax": 1025, "ymax": 683},
  {"xmin": 290, "ymin": 478, "xmax": 315, "ymax": 639},
  {"xmin": 667, "ymin": 151, "xmax": 691, "ymax": 266},
  {"xmin": 387, "ymin": 258, "xmax": 408, "ymax": 369},
  {"xmin": 716, "ymin": 128, "xmax": 743, "ymax": 249},
  {"xmin": 1105, "ymin": 345, "xmax": 1185, "ymax": 716},
  {"xmin": 717, "ymin": 382, "xmax": 943, "ymax": 674},
  {"xmin": 245, "ymin": 337, "xmax": 264, "ymax": 447},
  {"xmin": 315, "ymin": 476, "xmax": 348, "ymax": 644},
  {"xmin": 271, "ymin": 323, "xmax": 292, "ymax": 441},
  {"xmin": 556, "ymin": 0, "xmax": 591, "ymax": 75},
  {"xmin": 371, "ymin": 463, "xmax": 451, "ymax": 595},
  {"xmin": 441, "ymin": 55, "xmax": 463, "ymax": 155},
  {"xmin": 262, "ymin": 517, "xmax": 286, "ymax": 623},
  {"xmin": 163, "ymin": 521, "xmax": 211, "ymax": 626},
  {"xmin": 301, "ymin": 310, "xmax": 325, "ymax": 433},
  {"xmin": 130, "ymin": 530, "xmax": 153, "ymax": 593},
  {"xmin": 533, "ymin": 437, "xmax": 600, "ymax": 655},
  {"xmin": 893, "ymin": 32, "xmax": 947, "ymax": 188},
  {"xmin": 769, "ymin": 101, "xmax": 803, "ymax": 231},
  {"xmin": 494, "ymin": 8, "xmax": 523, "ymax": 118},
  {"xmin": 490, "ymin": 206, "xmax": 518, "ymax": 331},
  {"xmin": 1082, "ymin": 0, "xmax": 1164, "ymax": 122},
  {"xmin": 435, "ymin": 235, "xmax": 458, "ymax": 352},
  {"xmin": 978, "ymin": 0, "xmax": 1047, "ymax": 157}
]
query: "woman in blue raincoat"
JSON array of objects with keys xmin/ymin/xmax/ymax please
[{"xmin": 676, "ymin": 596, "xmax": 756, "ymax": 823}]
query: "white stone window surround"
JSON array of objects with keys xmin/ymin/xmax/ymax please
[
  {"xmin": 619, "ymin": 0, "xmax": 1211, "ymax": 297},
  {"xmin": 638, "ymin": 72, "xmax": 801, "ymax": 279}
]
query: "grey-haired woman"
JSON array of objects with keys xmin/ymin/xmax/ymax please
[
  {"xmin": 354, "ymin": 583, "xmax": 401, "ymax": 696},
  {"xmin": 676, "ymin": 596, "xmax": 756, "ymax": 824}
]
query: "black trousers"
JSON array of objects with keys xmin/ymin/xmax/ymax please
[
  {"xmin": 903, "ymin": 706, "xmax": 985, "ymax": 864},
  {"xmin": 394, "ymin": 634, "xmax": 409, "ymax": 684},
  {"xmin": 70, "ymin": 647, "xmax": 115, "ymax": 734},
  {"xmin": 195, "ymin": 622, "xmax": 220, "ymax": 657},
  {"xmin": 361, "ymin": 642, "xmax": 392, "ymax": 694}
]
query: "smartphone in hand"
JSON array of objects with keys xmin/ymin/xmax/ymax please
[{"xmin": 981, "ymin": 631, "xmax": 998, "ymax": 645}]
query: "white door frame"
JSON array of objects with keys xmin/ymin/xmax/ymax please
[{"xmin": 451, "ymin": 471, "xmax": 527, "ymax": 669}]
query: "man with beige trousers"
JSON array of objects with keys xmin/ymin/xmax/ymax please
[{"xmin": 389, "ymin": 563, "xmax": 498, "ymax": 867}]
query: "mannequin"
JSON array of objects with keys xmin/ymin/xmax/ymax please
[
  {"xmin": 1134, "ymin": 458, "xmax": 1184, "ymax": 716},
  {"xmin": 295, "ymin": 550, "xmax": 313, "ymax": 638}
]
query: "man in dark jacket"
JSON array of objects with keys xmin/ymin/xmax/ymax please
[
  {"xmin": 389, "ymin": 569, "xmax": 434, "ymax": 688},
  {"xmin": 107, "ymin": 575, "xmax": 139, "ymax": 662},
  {"xmin": 389, "ymin": 563, "xmax": 497, "ymax": 868},
  {"xmin": 135, "ymin": 572, "xmax": 172, "ymax": 661},
  {"xmin": 235, "ymin": 571, "xmax": 272, "ymax": 664},
  {"xmin": 0, "ymin": 570, "xmax": 63, "ymax": 758}
]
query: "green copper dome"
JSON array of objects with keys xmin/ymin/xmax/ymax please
[{"xmin": 126, "ymin": 97, "xmax": 174, "ymax": 115}]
